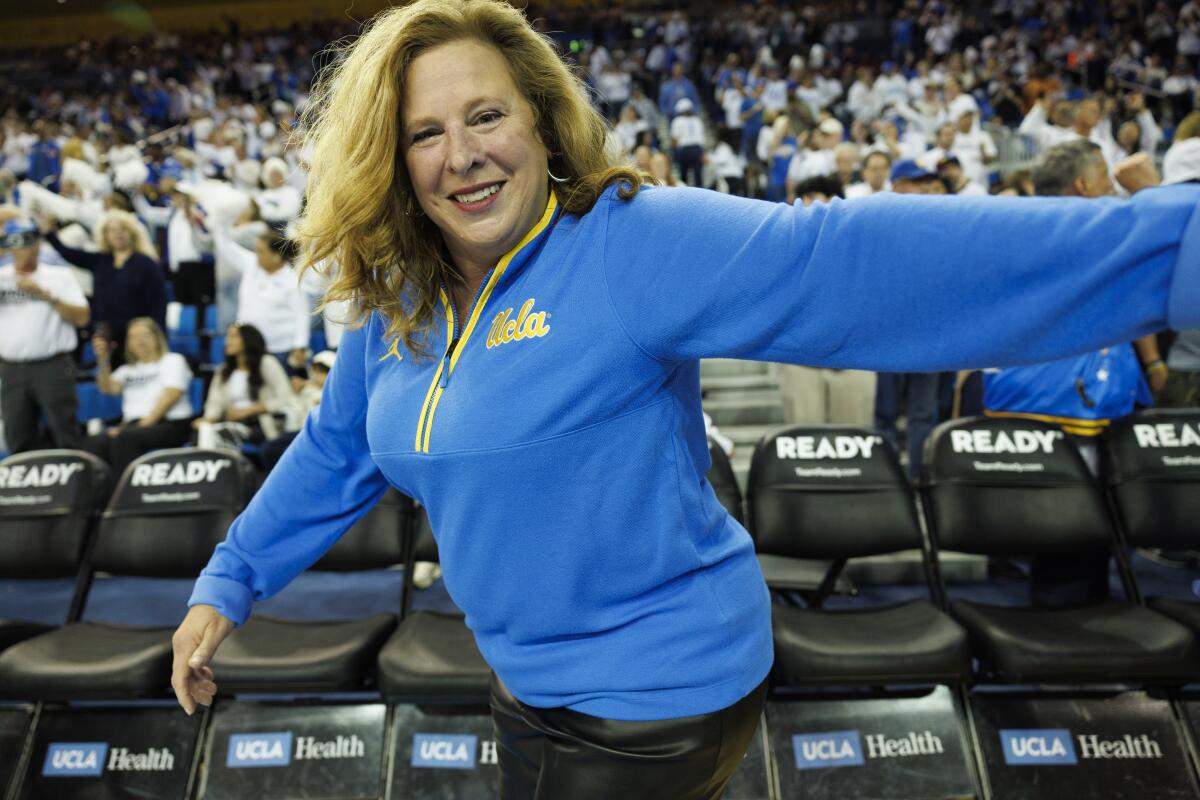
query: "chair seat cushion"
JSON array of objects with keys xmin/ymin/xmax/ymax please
[
  {"xmin": 210, "ymin": 613, "xmax": 397, "ymax": 693},
  {"xmin": 0, "ymin": 619, "xmax": 55, "ymax": 654},
  {"xmin": 950, "ymin": 599, "xmax": 1198, "ymax": 683},
  {"xmin": 1146, "ymin": 597, "xmax": 1200, "ymax": 635},
  {"xmin": 0, "ymin": 621, "xmax": 172, "ymax": 700},
  {"xmin": 377, "ymin": 610, "xmax": 491, "ymax": 703},
  {"xmin": 773, "ymin": 600, "xmax": 971, "ymax": 686}
]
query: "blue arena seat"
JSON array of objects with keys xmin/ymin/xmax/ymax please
[
  {"xmin": 75, "ymin": 382, "xmax": 123, "ymax": 424},
  {"xmin": 167, "ymin": 303, "xmax": 200, "ymax": 357},
  {"xmin": 188, "ymin": 377, "xmax": 205, "ymax": 417},
  {"xmin": 208, "ymin": 335, "xmax": 225, "ymax": 365},
  {"xmin": 202, "ymin": 304, "xmax": 218, "ymax": 333}
]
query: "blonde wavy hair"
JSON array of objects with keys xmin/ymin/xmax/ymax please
[
  {"xmin": 95, "ymin": 209, "xmax": 158, "ymax": 259},
  {"xmin": 298, "ymin": 0, "xmax": 646, "ymax": 358}
]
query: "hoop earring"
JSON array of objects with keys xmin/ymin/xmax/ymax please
[
  {"xmin": 547, "ymin": 167, "xmax": 569, "ymax": 184},
  {"xmin": 404, "ymin": 196, "xmax": 424, "ymax": 217}
]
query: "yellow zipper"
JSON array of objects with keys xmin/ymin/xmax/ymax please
[{"xmin": 413, "ymin": 193, "xmax": 558, "ymax": 453}]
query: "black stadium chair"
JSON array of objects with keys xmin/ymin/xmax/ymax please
[
  {"xmin": 923, "ymin": 417, "xmax": 1198, "ymax": 684},
  {"xmin": 708, "ymin": 441, "xmax": 744, "ymax": 523},
  {"xmin": 750, "ymin": 425, "xmax": 970, "ymax": 687},
  {"xmin": 0, "ymin": 448, "xmax": 256, "ymax": 700},
  {"xmin": 0, "ymin": 451, "xmax": 111, "ymax": 653},
  {"xmin": 208, "ymin": 488, "xmax": 409, "ymax": 693},
  {"xmin": 377, "ymin": 505, "xmax": 491, "ymax": 705},
  {"xmin": 1104, "ymin": 410, "xmax": 1200, "ymax": 633}
]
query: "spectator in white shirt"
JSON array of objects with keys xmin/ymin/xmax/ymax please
[
  {"xmin": 193, "ymin": 322, "xmax": 300, "ymax": 447},
  {"xmin": 0, "ymin": 212, "xmax": 89, "ymax": 452},
  {"xmin": 786, "ymin": 117, "xmax": 843, "ymax": 202},
  {"xmin": 208, "ymin": 217, "xmax": 310, "ymax": 364},
  {"xmin": 85, "ymin": 317, "xmax": 194, "ymax": 475},
  {"xmin": 951, "ymin": 109, "xmax": 997, "ymax": 186},
  {"xmin": 917, "ymin": 122, "xmax": 960, "ymax": 172},
  {"xmin": 832, "ymin": 142, "xmax": 860, "ymax": 189},
  {"xmin": 669, "ymin": 99, "xmax": 706, "ymax": 186},
  {"xmin": 845, "ymin": 150, "xmax": 892, "ymax": 198},
  {"xmin": 937, "ymin": 155, "xmax": 988, "ymax": 195},
  {"xmin": 597, "ymin": 63, "xmax": 631, "ymax": 121},
  {"xmin": 707, "ymin": 126, "xmax": 745, "ymax": 195},
  {"xmin": 256, "ymin": 157, "xmax": 303, "ymax": 228},
  {"xmin": 614, "ymin": 105, "xmax": 650, "ymax": 156},
  {"xmin": 873, "ymin": 61, "xmax": 909, "ymax": 108},
  {"xmin": 942, "ymin": 75, "xmax": 978, "ymax": 126}
]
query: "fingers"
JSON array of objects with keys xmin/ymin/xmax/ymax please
[{"xmin": 171, "ymin": 641, "xmax": 197, "ymax": 716}]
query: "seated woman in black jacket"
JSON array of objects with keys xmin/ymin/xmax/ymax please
[{"xmin": 40, "ymin": 209, "xmax": 167, "ymax": 365}]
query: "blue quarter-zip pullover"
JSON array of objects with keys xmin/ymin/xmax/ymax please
[{"xmin": 190, "ymin": 183, "xmax": 1200, "ymax": 721}]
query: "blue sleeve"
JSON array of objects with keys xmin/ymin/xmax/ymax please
[
  {"xmin": 600, "ymin": 185, "xmax": 1200, "ymax": 371},
  {"xmin": 187, "ymin": 319, "xmax": 390, "ymax": 625}
]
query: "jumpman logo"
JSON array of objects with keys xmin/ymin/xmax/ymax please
[{"xmin": 378, "ymin": 338, "xmax": 404, "ymax": 363}]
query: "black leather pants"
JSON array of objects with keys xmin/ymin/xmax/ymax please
[{"xmin": 489, "ymin": 672, "xmax": 768, "ymax": 800}]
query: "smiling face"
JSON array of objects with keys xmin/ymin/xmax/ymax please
[{"xmin": 402, "ymin": 39, "xmax": 550, "ymax": 275}]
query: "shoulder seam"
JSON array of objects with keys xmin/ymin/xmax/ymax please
[{"xmin": 596, "ymin": 192, "xmax": 679, "ymax": 365}]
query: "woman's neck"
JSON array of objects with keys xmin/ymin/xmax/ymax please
[
  {"xmin": 112, "ymin": 248, "xmax": 133, "ymax": 266},
  {"xmin": 236, "ymin": 355, "xmax": 249, "ymax": 370}
]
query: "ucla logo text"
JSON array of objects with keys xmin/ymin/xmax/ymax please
[
  {"xmin": 793, "ymin": 731, "xmax": 864, "ymax": 770},
  {"xmin": 411, "ymin": 734, "xmax": 484, "ymax": 769},
  {"xmin": 227, "ymin": 732, "xmax": 292, "ymax": 768},
  {"xmin": 43, "ymin": 743, "xmax": 107, "ymax": 777},
  {"xmin": 486, "ymin": 299, "xmax": 550, "ymax": 349},
  {"xmin": 1000, "ymin": 729, "xmax": 1077, "ymax": 765}
]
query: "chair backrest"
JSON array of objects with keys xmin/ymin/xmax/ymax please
[
  {"xmin": 0, "ymin": 450, "xmax": 111, "ymax": 579},
  {"xmin": 1104, "ymin": 410, "xmax": 1200, "ymax": 550},
  {"xmin": 89, "ymin": 448, "xmax": 257, "ymax": 577},
  {"xmin": 313, "ymin": 488, "xmax": 411, "ymax": 570},
  {"xmin": 707, "ymin": 442, "xmax": 743, "ymax": 524},
  {"xmin": 748, "ymin": 424, "xmax": 922, "ymax": 559},
  {"xmin": 923, "ymin": 417, "xmax": 1112, "ymax": 556}
]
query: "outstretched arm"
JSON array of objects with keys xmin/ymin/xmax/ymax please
[
  {"xmin": 187, "ymin": 319, "xmax": 390, "ymax": 625},
  {"xmin": 600, "ymin": 184, "xmax": 1200, "ymax": 371}
]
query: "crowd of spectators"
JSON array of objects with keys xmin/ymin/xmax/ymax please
[{"xmin": 1, "ymin": 0, "xmax": 1199, "ymax": 478}]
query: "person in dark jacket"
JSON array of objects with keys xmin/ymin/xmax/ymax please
[{"xmin": 40, "ymin": 208, "xmax": 167, "ymax": 365}]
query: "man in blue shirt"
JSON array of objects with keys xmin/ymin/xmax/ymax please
[
  {"xmin": 658, "ymin": 62, "xmax": 700, "ymax": 118},
  {"xmin": 27, "ymin": 121, "xmax": 61, "ymax": 190}
]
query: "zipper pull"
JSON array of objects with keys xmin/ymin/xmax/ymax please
[{"xmin": 440, "ymin": 338, "xmax": 459, "ymax": 389}]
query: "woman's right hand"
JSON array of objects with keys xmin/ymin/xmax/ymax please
[{"xmin": 170, "ymin": 603, "xmax": 234, "ymax": 715}]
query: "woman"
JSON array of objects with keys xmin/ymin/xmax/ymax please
[
  {"xmin": 83, "ymin": 317, "xmax": 194, "ymax": 476},
  {"xmin": 192, "ymin": 323, "xmax": 298, "ymax": 449},
  {"xmin": 646, "ymin": 150, "xmax": 677, "ymax": 187},
  {"xmin": 41, "ymin": 209, "xmax": 166, "ymax": 365},
  {"xmin": 206, "ymin": 214, "xmax": 311, "ymax": 367},
  {"xmin": 172, "ymin": 2, "xmax": 1200, "ymax": 798}
]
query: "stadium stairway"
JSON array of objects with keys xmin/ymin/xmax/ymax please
[{"xmin": 701, "ymin": 359, "xmax": 785, "ymax": 491}]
